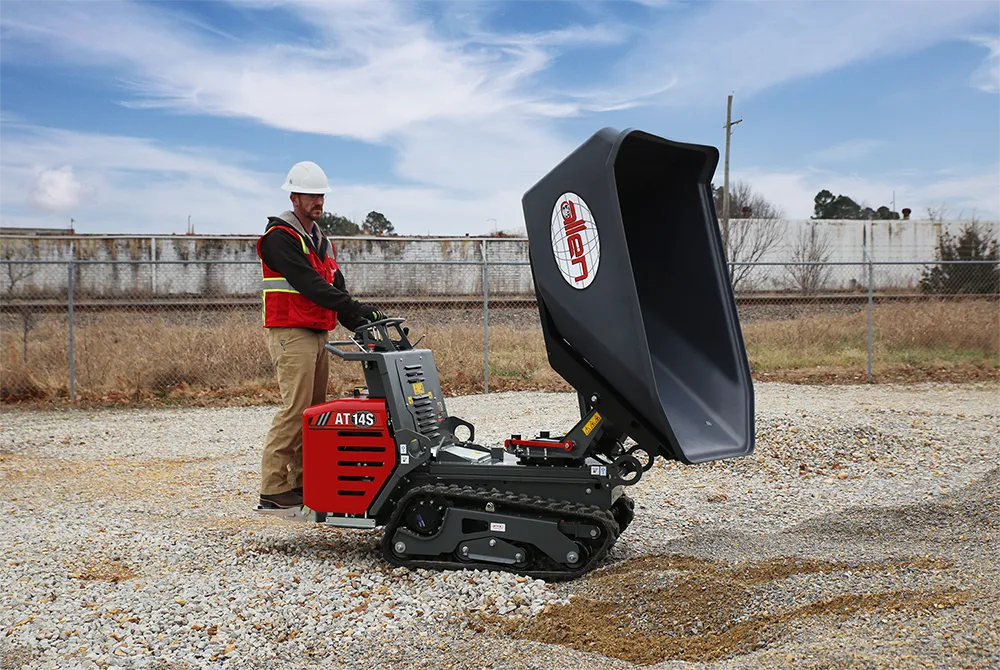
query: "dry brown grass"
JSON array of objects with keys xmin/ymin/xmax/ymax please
[
  {"xmin": 0, "ymin": 356, "xmax": 48, "ymax": 402},
  {"xmin": 1, "ymin": 314, "xmax": 72, "ymax": 401},
  {"xmin": 71, "ymin": 311, "xmax": 275, "ymax": 399},
  {"xmin": 1, "ymin": 300, "xmax": 996, "ymax": 406},
  {"xmin": 744, "ymin": 299, "xmax": 998, "ymax": 384},
  {"xmin": 873, "ymin": 300, "xmax": 998, "ymax": 352}
]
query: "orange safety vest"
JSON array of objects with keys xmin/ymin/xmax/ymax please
[{"xmin": 256, "ymin": 224, "xmax": 340, "ymax": 330}]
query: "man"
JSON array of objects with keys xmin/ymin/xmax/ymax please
[{"xmin": 255, "ymin": 160, "xmax": 384, "ymax": 510}]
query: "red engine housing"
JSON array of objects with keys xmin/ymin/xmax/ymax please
[{"xmin": 302, "ymin": 398, "xmax": 397, "ymax": 514}]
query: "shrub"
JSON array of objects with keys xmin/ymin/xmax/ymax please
[{"xmin": 919, "ymin": 219, "xmax": 999, "ymax": 295}]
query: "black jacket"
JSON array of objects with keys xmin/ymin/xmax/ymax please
[{"xmin": 257, "ymin": 214, "xmax": 372, "ymax": 331}]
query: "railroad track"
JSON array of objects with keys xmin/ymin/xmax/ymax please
[{"xmin": 1, "ymin": 292, "xmax": 996, "ymax": 313}]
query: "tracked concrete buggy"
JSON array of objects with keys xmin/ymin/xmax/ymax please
[{"xmin": 256, "ymin": 127, "xmax": 755, "ymax": 580}]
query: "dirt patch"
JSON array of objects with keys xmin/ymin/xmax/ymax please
[
  {"xmin": 0, "ymin": 454, "xmax": 221, "ymax": 501},
  {"xmin": 71, "ymin": 559, "xmax": 137, "ymax": 583},
  {"xmin": 486, "ymin": 555, "xmax": 964, "ymax": 665},
  {"xmin": 754, "ymin": 361, "xmax": 999, "ymax": 385}
]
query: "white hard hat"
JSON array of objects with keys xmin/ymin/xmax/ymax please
[{"xmin": 281, "ymin": 161, "xmax": 332, "ymax": 194}]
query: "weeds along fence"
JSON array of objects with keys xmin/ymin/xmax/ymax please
[{"xmin": 1, "ymin": 236, "xmax": 997, "ymax": 403}]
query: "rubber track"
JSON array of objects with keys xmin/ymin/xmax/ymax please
[{"xmin": 380, "ymin": 483, "xmax": 621, "ymax": 581}]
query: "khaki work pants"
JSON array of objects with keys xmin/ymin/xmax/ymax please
[{"xmin": 260, "ymin": 327, "xmax": 329, "ymax": 495}]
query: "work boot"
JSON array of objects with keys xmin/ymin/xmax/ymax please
[{"xmin": 259, "ymin": 490, "xmax": 303, "ymax": 509}]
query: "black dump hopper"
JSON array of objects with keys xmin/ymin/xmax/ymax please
[{"xmin": 521, "ymin": 127, "xmax": 754, "ymax": 465}]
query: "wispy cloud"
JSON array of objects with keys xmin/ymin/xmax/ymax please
[
  {"xmin": 1, "ymin": 1, "xmax": 997, "ymax": 234},
  {"xmin": 0, "ymin": 123, "xmax": 274, "ymax": 232},
  {"xmin": 735, "ymin": 168, "xmax": 896, "ymax": 220},
  {"xmin": 0, "ymin": 1, "xmax": 591, "ymax": 141},
  {"xmin": 808, "ymin": 139, "xmax": 887, "ymax": 165},
  {"xmin": 969, "ymin": 35, "xmax": 1000, "ymax": 93},
  {"xmin": 919, "ymin": 167, "xmax": 1000, "ymax": 219},
  {"xmin": 735, "ymin": 163, "xmax": 1000, "ymax": 222},
  {"xmin": 0, "ymin": 123, "xmax": 531, "ymax": 235},
  {"xmin": 603, "ymin": 0, "xmax": 998, "ymax": 107},
  {"xmin": 0, "ymin": 0, "xmax": 599, "ymax": 233},
  {"xmin": 632, "ymin": 0, "xmax": 681, "ymax": 9}
]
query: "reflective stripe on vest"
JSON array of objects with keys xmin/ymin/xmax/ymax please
[
  {"xmin": 261, "ymin": 277, "xmax": 298, "ymax": 293},
  {"xmin": 259, "ymin": 228, "xmax": 308, "ymax": 293}
]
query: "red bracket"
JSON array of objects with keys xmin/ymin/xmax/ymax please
[{"xmin": 504, "ymin": 438, "xmax": 576, "ymax": 452}]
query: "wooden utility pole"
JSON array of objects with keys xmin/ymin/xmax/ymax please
[{"xmin": 722, "ymin": 94, "xmax": 742, "ymax": 246}]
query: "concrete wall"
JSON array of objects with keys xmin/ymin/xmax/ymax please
[
  {"xmin": 0, "ymin": 234, "xmax": 532, "ymax": 299},
  {"xmin": 737, "ymin": 219, "xmax": 997, "ymax": 291},
  {"xmin": 0, "ymin": 219, "xmax": 995, "ymax": 298}
]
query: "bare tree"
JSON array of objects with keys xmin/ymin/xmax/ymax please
[
  {"xmin": 926, "ymin": 204, "xmax": 949, "ymax": 224},
  {"xmin": 715, "ymin": 180, "xmax": 785, "ymax": 291},
  {"xmin": 1, "ymin": 242, "xmax": 40, "ymax": 363},
  {"xmin": 785, "ymin": 222, "xmax": 834, "ymax": 295}
]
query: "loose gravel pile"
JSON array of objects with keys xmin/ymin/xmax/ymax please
[{"xmin": 1, "ymin": 381, "xmax": 997, "ymax": 670}]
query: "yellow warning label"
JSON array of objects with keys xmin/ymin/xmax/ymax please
[
  {"xmin": 407, "ymin": 396, "xmax": 413, "ymax": 405},
  {"xmin": 413, "ymin": 382, "xmax": 425, "ymax": 395},
  {"xmin": 582, "ymin": 411, "xmax": 602, "ymax": 435}
]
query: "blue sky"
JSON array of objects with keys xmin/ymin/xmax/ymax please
[{"xmin": 1, "ymin": 0, "xmax": 998, "ymax": 236}]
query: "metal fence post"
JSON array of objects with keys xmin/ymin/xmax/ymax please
[
  {"xmin": 68, "ymin": 241, "xmax": 76, "ymax": 403},
  {"xmin": 151, "ymin": 236, "xmax": 157, "ymax": 294},
  {"xmin": 865, "ymin": 246, "xmax": 873, "ymax": 384},
  {"xmin": 482, "ymin": 239, "xmax": 489, "ymax": 394}
]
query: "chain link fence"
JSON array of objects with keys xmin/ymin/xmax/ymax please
[{"xmin": 1, "ymin": 235, "xmax": 997, "ymax": 403}]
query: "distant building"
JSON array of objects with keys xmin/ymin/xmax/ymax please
[{"xmin": 0, "ymin": 225, "xmax": 76, "ymax": 236}]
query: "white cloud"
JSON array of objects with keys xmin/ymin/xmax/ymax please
[
  {"xmin": 0, "ymin": 0, "xmax": 598, "ymax": 236},
  {"xmin": 969, "ymin": 35, "xmax": 1000, "ymax": 93},
  {"xmin": 733, "ymin": 164, "xmax": 1000, "ymax": 222},
  {"xmin": 2, "ymin": 2, "xmax": 993, "ymax": 130},
  {"xmin": 393, "ymin": 117, "xmax": 574, "ymax": 194},
  {"xmin": 0, "ymin": 124, "xmax": 271, "ymax": 193},
  {"xmin": 734, "ymin": 169, "xmax": 898, "ymax": 219},
  {"xmin": 808, "ymin": 139, "xmax": 886, "ymax": 165},
  {"xmin": 1, "ymin": 1, "xmax": 997, "ymax": 235},
  {"xmin": 0, "ymin": 124, "xmax": 532, "ymax": 235},
  {"xmin": 5, "ymin": 122, "xmax": 993, "ymax": 238},
  {"xmin": 632, "ymin": 0, "xmax": 680, "ymax": 9},
  {"xmin": 918, "ymin": 168, "xmax": 1000, "ymax": 219},
  {"xmin": 0, "ymin": 1, "xmax": 589, "ymax": 141},
  {"xmin": 27, "ymin": 166, "xmax": 85, "ymax": 212},
  {"xmin": 0, "ymin": 124, "xmax": 269, "ymax": 232},
  {"xmin": 604, "ymin": 1, "xmax": 999, "ymax": 107}
]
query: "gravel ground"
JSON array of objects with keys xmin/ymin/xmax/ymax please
[{"xmin": 1, "ymin": 381, "xmax": 998, "ymax": 670}]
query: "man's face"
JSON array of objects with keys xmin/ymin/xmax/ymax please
[{"xmin": 292, "ymin": 193, "xmax": 325, "ymax": 221}]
